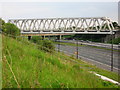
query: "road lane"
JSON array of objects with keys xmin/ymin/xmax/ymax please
[
  {"xmin": 57, "ymin": 40, "xmax": 119, "ymax": 50},
  {"xmin": 55, "ymin": 44, "xmax": 119, "ymax": 69}
]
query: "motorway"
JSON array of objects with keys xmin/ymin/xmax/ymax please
[
  {"xmin": 58, "ymin": 40, "xmax": 119, "ymax": 50},
  {"xmin": 55, "ymin": 43, "xmax": 119, "ymax": 71}
]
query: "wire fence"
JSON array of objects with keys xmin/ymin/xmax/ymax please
[{"xmin": 55, "ymin": 37, "xmax": 120, "ymax": 73}]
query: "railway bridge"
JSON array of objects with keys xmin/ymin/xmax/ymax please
[{"xmin": 8, "ymin": 17, "xmax": 117, "ymax": 36}]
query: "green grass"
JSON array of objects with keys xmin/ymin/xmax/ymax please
[
  {"xmin": 54, "ymin": 41, "xmax": 84, "ymax": 47},
  {"xmin": 2, "ymin": 35, "xmax": 119, "ymax": 88},
  {"xmin": 0, "ymin": 34, "xmax": 2, "ymax": 90}
]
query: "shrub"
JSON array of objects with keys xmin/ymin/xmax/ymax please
[
  {"xmin": 31, "ymin": 36, "xmax": 55, "ymax": 53},
  {"xmin": 108, "ymin": 37, "xmax": 120, "ymax": 44},
  {"xmin": 31, "ymin": 36, "xmax": 42, "ymax": 43},
  {"xmin": 38, "ymin": 40, "xmax": 55, "ymax": 53}
]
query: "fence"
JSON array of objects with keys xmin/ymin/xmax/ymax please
[{"xmin": 56, "ymin": 36, "xmax": 120, "ymax": 73}]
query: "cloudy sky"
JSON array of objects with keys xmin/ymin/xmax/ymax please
[{"xmin": 0, "ymin": 1, "xmax": 119, "ymax": 22}]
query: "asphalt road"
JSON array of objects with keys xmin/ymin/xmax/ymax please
[
  {"xmin": 57, "ymin": 40, "xmax": 119, "ymax": 50},
  {"xmin": 55, "ymin": 44, "xmax": 119, "ymax": 70}
]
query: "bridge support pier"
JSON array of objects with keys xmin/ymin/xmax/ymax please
[
  {"xmin": 60, "ymin": 35, "xmax": 62, "ymax": 40},
  {"xmin": 44, "ymin": 35, "xmax": 46, "ymax": 39},
  {"xmin": 57, "ymin": 35, "xmax": 62, "ymax": 40},
  {"xmin": 28, "ymin": 36, "xmax": 31, "ymax": 40},
  {"xmin": 42, "ymin": 36, "xmax": 45, "ymax": 40},
  {"xmin": 48, "ymin": 36, "xmax": 50, "ymax": 40}
]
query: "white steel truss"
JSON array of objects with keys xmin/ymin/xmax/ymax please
[{"xmin": 8, "ymin": 17, "xmax": 117, "ymax": 35}]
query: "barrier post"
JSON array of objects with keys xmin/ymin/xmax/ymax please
[
  {"xmin": 76, "ymin": 39, "xmax": 79, "ymax": 59},
  {"xmin": 111, "ymin": 31, "xmax": 114, "ymax": 71}
]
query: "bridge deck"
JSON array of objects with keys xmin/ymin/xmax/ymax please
[{"xmin": 21, "ymin": 31, "xmax": 116, "ymax": 36}]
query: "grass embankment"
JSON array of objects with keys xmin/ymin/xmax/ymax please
[
  {"xmin": 2, "ymin": 35, "xmax": 119, "ymax": 88},
  {"xmin": 54, "ymin": 41, "xmax": 84, "ymax": 47},
  {"xmin": 0, "ymin": 34, "xmax": 2, "ymax": 89}
]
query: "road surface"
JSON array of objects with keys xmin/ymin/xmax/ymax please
[
  {"xmin": 57, "ymin": 40, "xmax": 119, "ymax": 50},
  {"xmin": 55, "ymin": 44, "xmax": 119, "ymax": 71}
]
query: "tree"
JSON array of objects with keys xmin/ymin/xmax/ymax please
[
  {"xmin": 4, "ymin": 23, "xmax": 20, "ymax": 36},
  {"xmin": 0, "ymin": 19, "xmax": 6, "ymax": 32}
]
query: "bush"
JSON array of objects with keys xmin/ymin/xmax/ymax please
[
  {"xmin": 3, "ymin": 23, "xmax": 20, "ymax": 37},
  {"xmin": 31, "ymin": 36, "xmax": 55, "ymax": 53},
  {"xmin": 108, "ymin": 37, "xmax": 120, "ymax": 44},
  {"xmin": 31, "ymin": 36, "xmax": 42, "ymax": 43},
  {"xmin": 39, "ymin": 40, "xmax": 55, "ymax": 52}
]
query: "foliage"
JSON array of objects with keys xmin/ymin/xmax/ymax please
[
  {"xmin": 108, "ymin": 37, "xmax": 120, "ymax": 44},
  {"xmin": 3, "ymin": 23, "xmax": 20, "ymax": 37},
  {"xmin": 112, "ymin": 22, "xmax": 120, "ymax": 29},
  {"xmin": 31, "ymin": 36, "xmax": 42, "ymax": 43},
  {"xmin": 38, "ymin": 40, "xmax": 55, "ymax": 53},
  {"xmin": 31, "ymin": 36, "xmax": 55, "ymax": 53},
  {"xmin": 0, "ymin": 19, "xmax": 20, "ymax": 36},
  {"xmin": 0, "ymin": 19, "xmax": 6, "ymax": 32}
]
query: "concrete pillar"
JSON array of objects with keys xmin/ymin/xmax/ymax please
[
  {"xmin": 56, "ymin": 35, "xmax": 62, "ymax": 40},
  {"xmin": 42, "ymin": 36, "xmax": 45, "ymax": 40},
  {"xmin": 60, "ymin": 35, "xmax": 62, "ymax": 40},
  {"xmin": 28, "ymin": 36, "xmax": 31, "ymax": 40},
  {"xmin": 56, "ymin": 35, "xmax": 59, "ymax": 40},
  {"xmin": 44, "ymin": 35, "xmax": 46, "ymax": 39},
  {"xmin": 48, "ymin": 36, "xmax": 50, "ymax": 40}
]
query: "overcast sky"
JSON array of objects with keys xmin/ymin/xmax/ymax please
[{"xmin": 0, "ymin": 1, "xmax": 118, "ymax": 22}]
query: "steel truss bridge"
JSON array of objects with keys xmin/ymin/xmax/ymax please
[{"xmin": 8, "ymin": 17, "xmax": 117, "ymax": 36}]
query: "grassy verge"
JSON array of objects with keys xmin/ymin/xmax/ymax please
[
  {"xmin": 2, "ymin": 35, "xmax": 119, "ymax": 88},
  {"xmin": 54, "ymin": 41, "xmax": 84, "ymax": 47},
  {"xmin": 0, "ymin": 34, "xmax": 2, "ymax": 89},
  {"xmin": 57, "ymin": 53, "xmax": 119, "ymax": 82}
]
